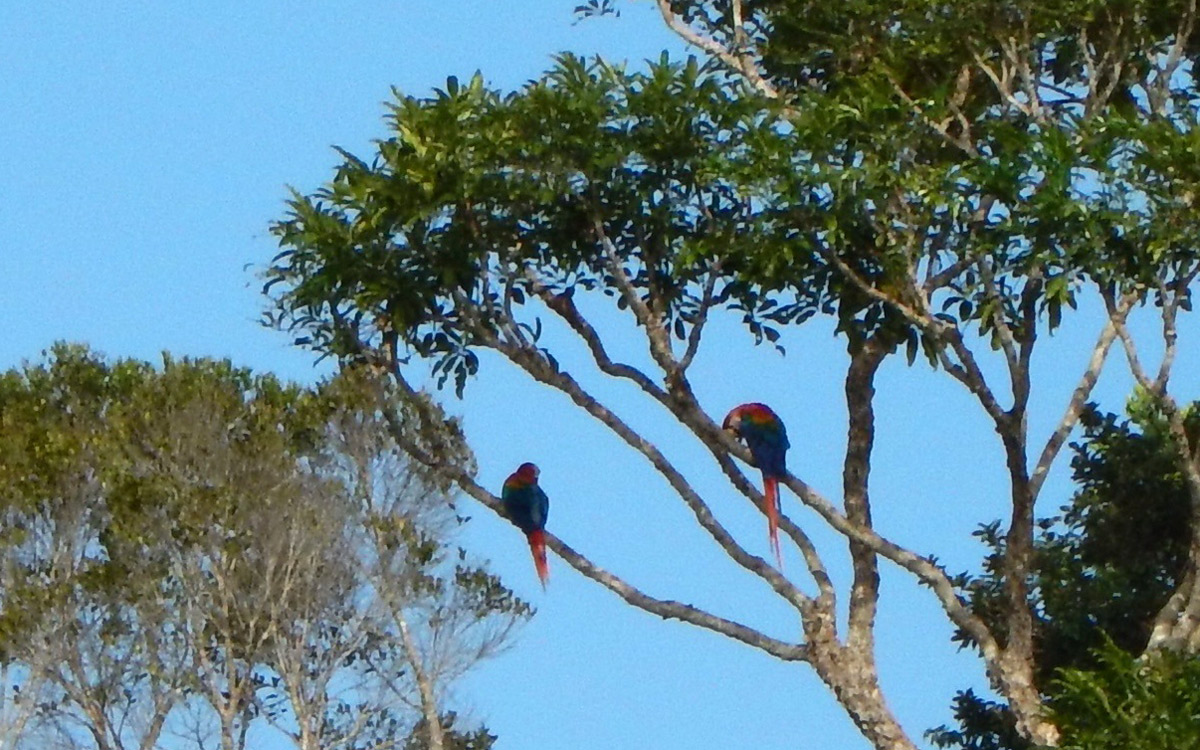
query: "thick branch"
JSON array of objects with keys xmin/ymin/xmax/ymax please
[
  {"xmin": 1015, "ymin": 271, "xmax": 1043, "ymax": 412},
  {"xmin": 377, "ymin": 390, "xmax": 811, "ymax": 661},
  {"xmin": 524, "ymin": 265, "xmax": 836, "ymax": 600},
  {"xmin": 1146, "ymin": 404, "xmax": 1200, "ymax": 651},
  {"xmin": 844, "ymin": 338, "xmax": 887, "ymax": 652}
]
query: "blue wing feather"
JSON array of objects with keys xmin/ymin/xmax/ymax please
[
  {"xmin": 531, "ymin": 486, "xmax": 549, "ymax": 529},
  {"xmin": 502, "ymin": 482, "xmax": 549, "ymax": 534},
  {"xmin": 741, "ymin": 419, "xmax": 789, "ymax": 478}
]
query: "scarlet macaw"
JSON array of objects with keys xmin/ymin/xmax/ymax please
[
  {"xmin": 502, "ymin": 462, "xmax": 550, "ymax": 587},
  {"xmin": 722, "ymin": 403, "xmax": 789, "ymax": 567}
]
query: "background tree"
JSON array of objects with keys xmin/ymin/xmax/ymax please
[
  {"xmin": 1049, "ymin": 639, "xmax": 1200, "ymax": 750},
  {"xmin": 263, "ymin": 3, "xmax": 1200, "ymax": 748},
  {"xmin": 932, "ymin": 397, "xmax": 1200, "ymax": 750},
  {"xmin": 0, "ymin": 345, "xmax": 526, "ymax": 750}
]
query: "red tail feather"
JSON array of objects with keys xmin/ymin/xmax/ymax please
[
  {"xmin": 528, "ymin": 530, "xmax": 550, "ymax": 588},
  {"xmin": 764, "ymin": 477, "xmax": 783, "ymax": 569}
]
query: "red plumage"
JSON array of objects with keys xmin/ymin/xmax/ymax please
[
  {"xmin": 763, "ymin": 477, "xmax": 782, "ymax": 569},
  {"xmin": 527, "ymin": 529, "xmax": 549, "ymax": 588}
]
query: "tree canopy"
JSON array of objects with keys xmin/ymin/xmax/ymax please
[
  {"xmin": 933, "ymin": 398, "xmax": 1200, "ymax": 750},
  {"xmin": 264, "ymin": 3, "xmax": 1200, "ymax": 749},
  {"xmin": 0, "ymin": 345, "xmax": 526, "ymax": 750}
]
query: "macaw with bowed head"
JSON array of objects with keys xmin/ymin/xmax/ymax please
[
  {"xmin": 722, "ymin": 403, "xmax": 789, "ymax": 567},
  {"xmin": 502, "ymin": 462, "xmax": 550, "ymax": 587}
]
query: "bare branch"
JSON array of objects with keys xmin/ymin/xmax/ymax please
[
  {"xmin": 1028, "ymin": 293, "xmax": 1133, "ymax": 498},
  {"xmin": 654, "ymin": 0, "xmax": 781, "ymax": 100},
  {"xmin": 1105, "ymin": 289, "xmax": 1156, "ymax": 390},
  {"xmin": 778, "ymin": 473, "xmax": 1005, "ymax": 670},
  {"xmin": 525, "ymin": 244, "xmax": 1002, "ymax": 650},
  {"xmin": 523, "ymin": 270, "xmax": 667, "ymax": 399},
  {"xmin": 591, "ymin": 219, "xmax": 678, "ymax": 373},
  {"xmin": 495, "ymin": 339, "xmax": 813, "ymax": 610},
  {"xmin": 703, "ymin": 439, "xmax": 837, "ymax": 604},
  {"xmin": 884, "ymin": 69, "xmax": 978, "ymax": 155},
  {"xmin": 977, "ymin": 257, "xmax": 1021, "ymax": 376},
  {"xmin": 379, "ymin": 392, "xmax": 812, "ymax": 662},
  {"xmin": 677, "ymin": 265, "xmax": 721, "ymax": 376},
  {"xmin": 514, "ymin": 273, "xmax": 837, "ymax": 602}
]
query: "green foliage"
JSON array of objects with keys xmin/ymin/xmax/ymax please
[
  {"xmin": 932, "ymin": 401, "xmax": 1198, "ymax": 749},
  {"xmin": 0, "ymin": 345, "xmax": 522, "ymax": 749},
  {"xmin": 265, "ymin": 54, "xmax": 831, "ymax": 393},
  {"xmin": 263, "ymin": 5, "xmax": 1200, "ymax": 746},
  {"xmin": 269, "ymin": 0, "xmax": 1199, "ymax": 399},
  {"xmin": 1051, "ymin": 639, "xmax": 1200, "ymax": 750}
]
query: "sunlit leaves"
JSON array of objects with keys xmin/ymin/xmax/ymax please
[
  {"xmin": 936, "ymin": 400, "xmax": 1198, "ymax": 748},
  {"xmin": 1051, "ymin": 640, "xmax": 1200, "ymax": 750},
  {"xmin": 265, "ymin": 55, "xmax": 823, "ymax": 394}
]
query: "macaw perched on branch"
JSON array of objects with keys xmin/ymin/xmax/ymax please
[
  {"xmin": 723, "ymin": 403, "xmax": 789, "ymax": 568},
  {"xmin": 502, "ymin": 462, "xmax": 550, "ymax": 587}
]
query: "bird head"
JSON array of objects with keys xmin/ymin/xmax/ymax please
[
  {"xmin": 516, "ymin": 462, "xmax": 540, "ymax": 481},
  {"xmin": 722, "ymin": 406, "xmax": 743, "ymax": 432}
]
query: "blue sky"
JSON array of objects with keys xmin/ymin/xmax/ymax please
[{"xmin": 3, "ymin": 3, "xmax": 1198, "ymax": 749}]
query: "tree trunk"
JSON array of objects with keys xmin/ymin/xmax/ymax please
[
  {"xmin": 843, "ymin": 337, "xmax": 887, "ymax": 653},
  {"xmin": 804, "ymin": 606, "xmax": 918, "ymax": 750}
]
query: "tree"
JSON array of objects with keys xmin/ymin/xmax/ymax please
[
  {"xmin": 932, "ymin": 398, "xmax": 1200, "ymax": 750},
  {"xmin": 0, "ymin": 345, "xmax": 527, "ymax": 750},
  {"xmin": 263, "ymin": 3, "xmax": 1200, "ymax": 748},
  {"xmin": 1049, "ymin": 639, "xmax": 1200, "ymax": 750}
]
